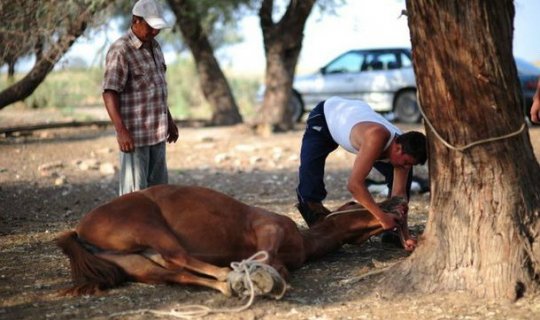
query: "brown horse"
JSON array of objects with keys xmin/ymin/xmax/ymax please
[{"xmin": 56, "ymin": 185, "xmax": 414, "ymax": 296}]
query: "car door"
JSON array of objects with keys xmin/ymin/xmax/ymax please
[
  {"xmin": 354, "ymin": 50, "xmax": 417, "ymax": 112},
  {"xmin": 294, "ymin": 51, "xmax": 365, "ymax": 105},
  {"xmin": 293, "ymin": 48, "xmax": 416, "ymax": 113}
]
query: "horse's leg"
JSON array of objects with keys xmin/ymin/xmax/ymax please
[
  {"xmin": 97, "ymin": 252, "xmax": 231, "ymax": 295},
  {"xmin": 136, "ymin": 227, "xmax": 231, "ymax": 281},
  {"xmin": 253, "ymin": 222, "xmax": 290, "ymax": 279},
  {"xmin": 79, "ymin": 194, "xmax": 232, "ymax": 282}
]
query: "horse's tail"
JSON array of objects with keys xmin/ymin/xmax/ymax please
[{"xmin": 56, "ymin": 231, "xmax": 128, "ymax": 295}]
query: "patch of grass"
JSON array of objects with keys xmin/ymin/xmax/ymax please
[
  {"xmin": 1, "ymin": 58, "xmax": 261, "ymax": 121},
  {"xmin": 30, "ymin": 68, "xmax": 103, "ymax": 110}
]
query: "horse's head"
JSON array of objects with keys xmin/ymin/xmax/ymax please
[
  {"xmin": 378, "ymin": 196, "xmax": 416, "ymax": 251},
  {"xmin": 327, "ymin": 197, "xmax": 415, "ymax": 251}
]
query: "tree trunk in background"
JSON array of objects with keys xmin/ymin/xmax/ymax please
[
  {"xmin": 383, "ymin": 0, "xmax": 540, "ymax": 300},
  {"xmin": 258, "ymin": 0, "xmax": 315, "ymax": 132},
  {"xmin": 7, "ymin": 61, "xmax": 15, "ymax": 82},
  {"xmin": 167, "ymin": 0, "xmax": 242, "ymax": 126}
]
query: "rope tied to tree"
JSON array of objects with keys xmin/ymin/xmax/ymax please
[
  {"xmin": 108, "ymin": 251, "xmax": 286, "ymax": 319},
  {"xmin": 417, "ymin": 92, "xmax": 527, "ymax": 152}
]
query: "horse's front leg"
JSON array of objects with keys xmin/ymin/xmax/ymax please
[{"xmin": 252, "ymin": 221, "xmax": 290, "ymax": 279}]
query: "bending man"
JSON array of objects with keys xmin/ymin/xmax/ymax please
[{"xmin": 296, "ymin": 96, "xmax": 427, "ymax": 238}]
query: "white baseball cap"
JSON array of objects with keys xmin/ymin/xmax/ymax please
[{"xmin": 132, "ymin": 0, "xmax": 170, "ymax": 29}]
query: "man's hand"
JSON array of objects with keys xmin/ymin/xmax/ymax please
[
  {"xmin": 116, "ymin": 127, "xmax": 134, "ymax": 153},
  {"xmin": 403, "ymin": 238, "xmax": 417, "ymax": 251},
  {"xmin": 530, "ymin": 80, "xmax": 540, "ymax": 123},
  {"xmin": 377, "ymin": 212, "xmax": 401, "ymax": 230},
  {"xmin": 103, "ymin": 90, "xmax": 135, "ymax": 152},
  {"xmin": 167, "ymin": 121, "xmax": 179, "ymax": 143},
  {"xmin": 531, "ymin": 98, "xmax": 540, "ymax": 123}
]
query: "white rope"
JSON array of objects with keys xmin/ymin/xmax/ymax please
[
  {"xmin": 229, "ymin": 251, "xmax": 287, "ymax": 301},
  {"xmin": 417, "ymin": 92, "xmax": 526, "ymax": 152},
  {"xmin": 324, "ymin": 208, "xmax": 363, "ymax": 219},
  {"xmin": 108, "ymin": 251, "xmax": 287, "ymax": 319}
]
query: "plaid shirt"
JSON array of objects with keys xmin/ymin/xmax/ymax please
[{"xmin": 103, "ymin": 29, "xmax": 169, "ymax": 147}]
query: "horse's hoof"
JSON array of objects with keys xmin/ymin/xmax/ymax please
[
  {"xmin": 250, "ymin": 268, "xmax": 275, "ymax": 295},
  {"xmin": 226, "ymin": 265, "xmax": 287, "ymax": 299},
  {"xmin": 227, "ymin": 270, "xmax": 246, "ymax": 296}
]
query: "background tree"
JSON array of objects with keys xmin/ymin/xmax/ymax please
[
  {"xmin": 257, "ymin": 0, "xmax": 316, "ymax": 132},
  {"xmin": 383, "ymin": 0, "xmax": 540, "ymax": 300},
  {"xmin": 167, "ymin": 0, "xmax": 246, "ymax": 126},
  {"xmin": 0, "ymin": 0, "xmax": 109, "ymax": 109},
  {"xmin": 0, "ymin": 1, "xmax": 39, "ymax": 82}
]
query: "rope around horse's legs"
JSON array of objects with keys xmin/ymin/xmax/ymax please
[{"xmin": 108, "ymin": 251, "xmax": 287, "ymax": 319}]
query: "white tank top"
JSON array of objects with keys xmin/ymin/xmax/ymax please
[{"xmin": 324, "ymin": 96, "xmax": 401, "ymax": 154}]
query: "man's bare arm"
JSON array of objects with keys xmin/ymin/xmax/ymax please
[
  {"xmin": 391, "ymin": 166, "xmax": 410, "ymax": 199},
  {"xmin": 348, "ymin": 124, "xmax": 400, "ymax": 230},
  {"xmin": 103, "ymin": 90, "xmax": 134, "ymax": 152}
]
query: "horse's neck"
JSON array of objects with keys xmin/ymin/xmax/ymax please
[
  {"xmin": 300, "ymin": 211, "xmax": 380, "ymax": 260},
  {"xmin": 300, "ymin": 215, "xmax": 357, "ymax": 260},
  {"xmin": 300, "ymin": 222, "xmax": 344, "ymax": 261}
]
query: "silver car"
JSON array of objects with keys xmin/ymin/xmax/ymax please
[
  {"xmin": 290, "ymin": 48, "xmax": 539, "ymax": 124},
  {"xmin": 292, "ymin": 48, "xmax": 419, "ymax": 123}
]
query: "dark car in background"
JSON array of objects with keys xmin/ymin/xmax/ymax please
[{"xmin": 286, "ymin": 48, "xmax": 539, "ymax": 123}]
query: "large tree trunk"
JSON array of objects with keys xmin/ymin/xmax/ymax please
[
  {"xmin": 0, "ymin": 5, "xmax": 101, "ymax": 109},
  {"xmin": 383, "ymin": 0, "xmax": 540, "ymax": 300},
  {"xmin": 167, "ymin": 0, "xmax": 242, "ymax": 126},
  {"xmin": 7, "ymin": 61, "xmax": 15, "ymax": 82},
  {"xmin": 257, "ymin": 0, "xmax": 315, "ymax": 132}
]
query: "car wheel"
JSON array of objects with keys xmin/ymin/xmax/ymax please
[
  {"xmin": 289, "ymin": 91, "xmax": 305, "ymax": 123},
  {"xmin": 394, "ymin": 90, "xmax": 421, "ymax": 124}
]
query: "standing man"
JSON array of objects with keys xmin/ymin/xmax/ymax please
[
  {"xmin": 103, "ymin": 0, "xmax": 178, "ymax": 195},
  {"xmin": 296, "ymin": 96, "xmax": 427, "ymax": 238}
]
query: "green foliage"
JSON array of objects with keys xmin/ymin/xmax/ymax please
[
  {"xmin": 0, "ymin": 0, "xmax": 109, "ymax": 71},
  {"xmin": 226, "ymin": 73, "xmax": 261, "ymax": 119},
  {"xmin": 187, "ymin": 0, "xmax": 252, "ymax": 50},
  {"xmin": 166, "ymin": 58, "xmax": 210, "ymax": 119},
  {"xmin": 21, "ymin": 68, "xmax": 103, "ymax": 111},
  {"xmin": 0, "ymin": 59, "xmax": 261, "ymax": 121},
  {"xmin": 159, "ymin": 57, "xmax": 261, "ymax": 120}
]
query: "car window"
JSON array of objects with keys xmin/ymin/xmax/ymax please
[
  {"xmin": 362, "ymin": 52, "xmax": 401, "ymax": 71},
  {"xmin": 401, "ymin": 52, "xmax": 412, "ymax": 68},
  {"xmin": 325, "ymin": 51, "xmax": 364, "ymax": 74}
]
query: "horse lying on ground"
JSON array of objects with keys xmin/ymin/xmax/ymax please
[{"xmin": 56, "ymin": 185, "xmax": 415, "ymax": 296}]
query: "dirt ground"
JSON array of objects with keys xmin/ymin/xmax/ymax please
[{"xmin": 1, "ymin": 107, "xmax": 540, "ymax": 320}]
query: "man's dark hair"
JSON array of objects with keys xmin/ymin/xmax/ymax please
[{"xmin": 396, "ymin": 131, "xmax": 427, "ymax": 164}]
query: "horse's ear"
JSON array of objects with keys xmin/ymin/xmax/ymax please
[
  {"xmin": 378, "ymin": 196, "xmax": 407, "ymax": 214},
  {"xmin": 335, "ymin": 201, "xmax": 362, "ymax": 211}
]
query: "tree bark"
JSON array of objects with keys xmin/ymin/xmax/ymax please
[
  {"xmin": 167, "ymin": 0, "xmax": 243, "ymax": 126},
  {"xmin": 7, "ymin": 61, "xmax": 15, "ymax": 81},
  {"xmin": 382, "ymin": 0, "xmax": 540, "ymax": 300},
  {"xmin": 257, "ymin": 0, "xmax": 315, "ymax": 132}
]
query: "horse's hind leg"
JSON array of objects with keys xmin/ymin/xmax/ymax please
[
  {"xmin": 98, "ymin": 252, "xmax": 231, "ymax": 295},
  {"xmin": 136, "ymin": 228, "xmax": 231, "ymax": 281}
]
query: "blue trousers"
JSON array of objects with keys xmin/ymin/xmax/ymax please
[{"xmin": 296, "ymin": 101, "xmax": 413, "ymax": 204}]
